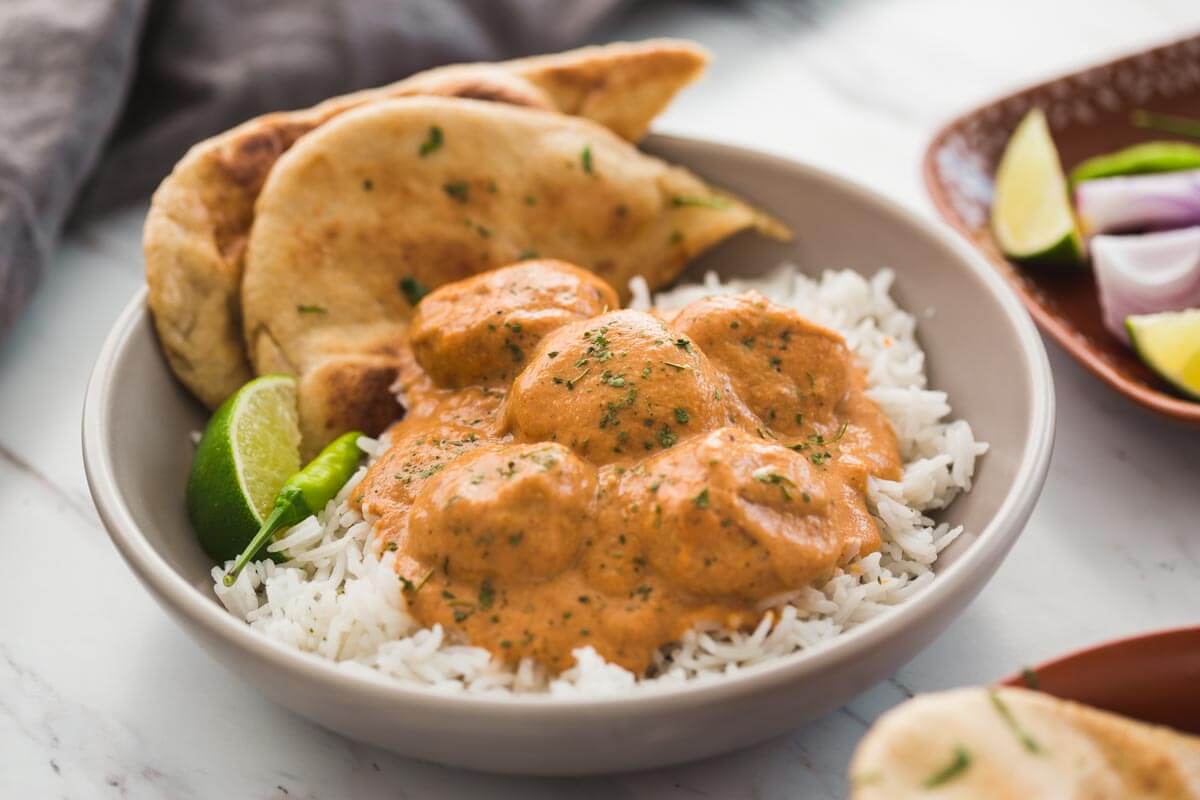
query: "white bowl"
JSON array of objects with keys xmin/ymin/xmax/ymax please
[{"xmin": 83, "ymin": 134, "xmax": 1054, "ymax": 775}]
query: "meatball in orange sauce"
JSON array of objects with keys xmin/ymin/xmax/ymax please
[{"xmin": 408, "ymin": 259, "xmax": 617, "ymax": 388}]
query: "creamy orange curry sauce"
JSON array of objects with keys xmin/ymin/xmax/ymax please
[{"xmin": 352, "ymin": 260, "xmax": 901, "ymax": 674}]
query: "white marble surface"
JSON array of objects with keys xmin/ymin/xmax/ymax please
[{"xmin": 3, "ymin": 1, "xmax": 1200, "ymax": 797}]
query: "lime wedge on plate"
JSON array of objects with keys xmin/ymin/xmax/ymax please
[
  {"xmin": 186, "ymin": 374, "xmax": 301, "ymax": 562},
  {"xmin": 1126, "ymin": 310, "xmax": 1200, "ymax": 400},
  {"xmin": 991, "ymin": 108, "xmax": 1084, "ymax": 264}
]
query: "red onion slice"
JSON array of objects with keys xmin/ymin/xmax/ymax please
[
  {"xmin": 1092, "ymin": 226, "xmax": 1200, "ymax": 342},
  {"xmin": 1076, "ymin": 170, "xmax": 1200, "ymax": 236}
]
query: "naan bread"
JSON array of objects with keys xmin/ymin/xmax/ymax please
[
  {"xmin": 144, "ymin": 40, "xmax": 708, "ymax": 409},
  {"xmin": 850, "ymin": 688, "xmax": 1200, "ymax": 799},
  {"xmin": 241, "ymin": 96, "xmax": 787, "ymax": 453}
]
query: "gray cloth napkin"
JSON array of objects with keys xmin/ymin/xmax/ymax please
[{"xmin": 0, "ymin": 0, "xmax": 627, "ymax": 340}]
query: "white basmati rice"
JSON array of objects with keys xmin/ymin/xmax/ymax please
[{"xmin": 212, "ymin": 264, "xmax": 987, "ymax": 696}]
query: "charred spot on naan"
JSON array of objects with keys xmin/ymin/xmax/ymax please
[
  {"xmin": 145, "ymin": 40, "xmax": 710, "ymax": 410},
  {"xmin": 297, "ymin": 356, "xmax": 403, "ymax": 458}
]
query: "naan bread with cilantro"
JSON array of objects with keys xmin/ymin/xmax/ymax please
[
  {"xmin": 144, "ymin": 40, "xmax": 709, "ymax": 409},
  {"xmin": 850, "ymin": 687, "xmax": 1200, "ymax": 799}
]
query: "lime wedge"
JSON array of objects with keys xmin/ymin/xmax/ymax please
[
  {"xmin": 1126, "ymin": 310, "xmax": 1200, "ymax": 400},
  {"xmin": 991, "ymin": 108, "xmax": 1084, "ymax": 264},
  {"xmin": 186, "ymin": 374, "xmax": 301, "ymax": 562}
]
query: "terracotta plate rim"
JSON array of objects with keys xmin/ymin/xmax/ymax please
[{"xmin": 997, "ymin": 624, "xmax": 1200, "ymax": 689}]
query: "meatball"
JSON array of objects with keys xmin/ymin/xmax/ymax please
[
  {"xmin": 619, "ymin": 427, "xmax": 843, "ymax": 600},
  {"xmin": 408, "ymin": 260, "xmax": 618, "ymax": 388},
  {"xmin": 504, "ymin": 309, "xmax": 736, "ymax": 465},
  {"xmin": 351, "ymin": 421, "xmax": 489, "ymax": 525},
  {"xmin": 670, "ymin": 292, "xmax": 851, "ymax": 435},
  {"xmin": 406, "ymin": 443, "xmax": 596, "ymax": 582}
]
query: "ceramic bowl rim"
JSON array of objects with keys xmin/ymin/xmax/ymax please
[{"xmin": 82, "ymin": 133, "xmax": 1055, "ymax": 718}]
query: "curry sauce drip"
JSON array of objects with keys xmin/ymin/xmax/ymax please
[{"xmin": 352, "ymin": 261, "xmax": 901, "ymax": 675}]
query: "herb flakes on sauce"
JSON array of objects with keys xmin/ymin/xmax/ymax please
[
  {"xmin": 752, "ymin": 466, "xmax": 795, "ymax": 501},
  {"xmin": 564, "ymin": 367, "xmax": 591, "ymax": 390},
  {"xmin": 401, "ymin": 568, "xmax": 435, "ymax": 595},
  {"xmin": 657, "ymin": 426, "xmax": 678, "ymax": 448},
  {"xmin": 478, "ymin": 580, "xmax": 496, "ymax": 611},
  {"xmin": 400, "ymin": 276, "xmax": 431, "ymax": 306}
]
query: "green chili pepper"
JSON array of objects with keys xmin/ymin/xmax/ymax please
[
  {"xmin": 1069, "ymin": 140, "xmax": 1200, "ymax": 185},
  {"xmin": 1132, "ymin": 109, "xmax": 1200, "ymax": 141},
  {"xmin": 223, "ymin": 431, "xmax": 364, "ymax": 586}
]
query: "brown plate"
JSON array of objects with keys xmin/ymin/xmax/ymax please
[
  {"xmin": 999, "ymin": 626, "xmax": 1200, "ymax": 734},
  {"xmin": 924, "ymin": 34, "xmax": 1200, "ymax": 423}
]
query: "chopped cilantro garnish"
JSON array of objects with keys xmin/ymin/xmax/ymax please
[
  {"xmin": 671, "ymin": 195, "xmax": 732, "ymax": 209},
  {"xmin": 565, "ymin": 367, "xmax": 590, "ymax": 390},
  {"xmin": 419, "ymin": 126, "xmax": 443, "ymax": 157},
  {"xmin": 400, "ymin": 276, "xmax": 431, "ymax": 306},
  {"xmin": 923, "ymin": 747, "xmax": 971, "ymax": 788},
  {"xmin": 402, "ymin": 568, "xmax": 435, "ymax": 594},
  {"xmin": 443, "ymin": 180, "xmax": 469, "ymax": 203},
  {"xmin": 988, "ymin": 690, "xmax": 1042, "ymax": 753},
  {"xmin": 478, "ymin": 580, "xmax": 495, "ymax": 611},
  {"xmin": 752, "ymin": 466, "xmax": 796, "ymax": 501}
]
